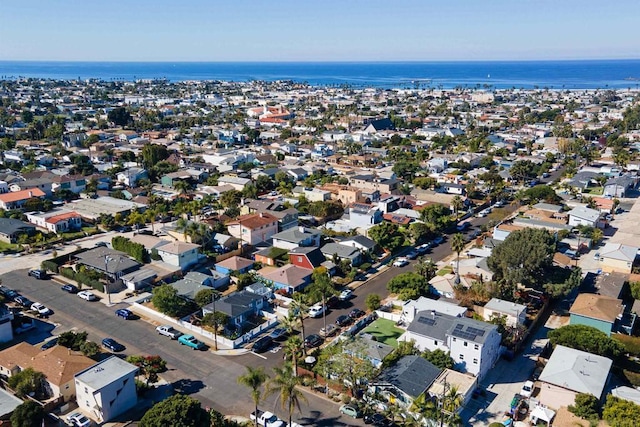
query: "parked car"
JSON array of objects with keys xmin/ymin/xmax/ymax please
[
  {"xmin": 339, "ymin": 404, "xmax": 361, "ymax": 418},
  {"xmin": 178, "ymin": 334, "xmax": 205, "ymax": 350},
  {"xmin": 339, "ymin": 289, "xmax": 353, "ymax": 301},
  {"xmin": 14, "ymin": 296, "xmax": 33, "ymax": 308},
  {"xmin": 432, "ymin": 236, "xmax": 444, "ymax": 245},
  {"xmin": 520, "ymin": 380, "xmax": 534, "ymax": 398},
  {"xmin": 30, "ymin": 303, "xmax": 51, "ymax": 316},
  {"xmin": 28, "ymin": 269, "xmax": 47, "ymax": 280},
  {"xmin": 336, "ymin": 315, "xmax": 351, "ymax": 327},
  {"xmin": 77, "ymin": 290, "xmax": 97, "ymax": 301},
  {"xmin": 319, "ymin": 324, "xmax": 338, "ymax": 338},
  {"xmin": 252, "ymin": 336, "xmax": 273, "ymax": 353},
  {"xmin": 67, "ymin": 412, "xmax": 91, "ymax": 427},
  {"xmin": 405, "ymin": 251, "xmax": 418, "ymax": 260},
  {"xmin": 0, "ymin": 287, "xmax": 19, "ymax": 301},
  {"xmin": 304, "ymin": 334, "xmax": 324, "ymax": 348},
  {"xmin": 416, "ymin": 243, "xmax": 431, "ymax": 254},
  {"xmin": 392, "ymin": 258, "xmax": 408, "ymax": 267},
  {"xmin": 115, "ymin": 308, "xmax": 134, "ymax": 319},
  {"xmin": 268, "ymin": 327, "xmax": 289, "ymax": 341},
  {"xmin": 326, "ymin": 295, "xmax": 340, "ymax": 309},
  {"xmin": 94, "ymin": 241, "xmax": 108, "ymax": 248},
  {"xmin": 101, "ymin": 338, "xmax": 125, "ymax": 352},
  {"xmin": 156, "ymin": 325, "xmax": 183, "ymax": 339},
  {"xmin": 61, "ymin": 284, "xmax": 79, "ymax": 293},
  {"xmin": 308, "ymin": 304, "xmax": 325, "ymax": 318},
  {"xmin": 349, "ymin": 308, "xmax": 365, "ymax": 319},
  {"xmin": 40, "ymin": 337, "xmax": 58, "ymax": 350},
  {"xmin": 364, "ymin": 413, "xmax": 390, "ymax": 426},
  {"xmin": 594, "ymin": 252, "xmax": 601, "ymax": 260},
  {"xmin": 456, "ymin": 222, "xmax": 470, "ymax": 232}
]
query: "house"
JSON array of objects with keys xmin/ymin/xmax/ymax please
[
  {"xmin": 357, "ymin": 336, "xmax": 395, "ymax": 369},
  {"xmin": 364, "ymin": 117, "xmax": 395, "ymax": 134},
  {"xmin": 242, "ymin": 199, "xmax": 299, "ymax": 231},
  {"xmin": 26, "ymin": 209, "xmax": 82, "ymax": 234},
  {"xmin": 537, "ymin": 345, "xmax": 612, "ymax": 409},
  {"xmin": 289, "ymin": 247, "xmax": 327, "ymax": 270},
  {"xmin": 399, "ymin": 311, "xmax": 502, "ymax": 379},
  {"xmin": 0, "ymin": 217, "xmax": 35, "ymax": 243},
  {"xmin": 120, "ymin": 268, "xmax": 157, "ymax": 291},
  {"xmin": 254, "ymin": 246, "xmax": 288, "ymax": 267},
  {"xmin": 320, "ymin": 242, "xmax": 362, "ymax": 266},
  {"xmin": 350, "ymin": 174, "xmax": 398, "ymax": 194},
  {"xmin": 155, "ymin": 241, "xmax": 201, "ymax": 270},
  {"xmin": 116, "ymin": 167, "xmax": 148, "ymax": 188},
  {"xmin": 217, "ymin": 175, "xmax": 251, "ymax": 191},
  {"xmin": 10, "ymin": 177, "xmax": 53, "ymax": 197},
  {"xmin": 292, "ymin": 186, "xmax": 330, "ymax": 201},
  {"xmin": 272, "ymin": 226, "xmax": 321, "ymax": 250},
  {"xmin": 569, "ymin": 293, "xmax": 624, "ymax": 336},
  {"xmin": 401, "ymin": 297, "xmax": 468, "ymax": 324},
  {"xmin": 75, "ymin": 356, "xmax": 139, "ymax": 423},
  {"xmin": 214, "ymin": 256, "xmax": 254, "ymax": 275},
  {"xmin": 567, "ymin": 206, "xmax": 603, "ymax": 228},
  {"xmin": 171, "ymin": 271, "xmax": 230, "ymax": 298},
  {"xmin": 0, "ymin": 388, "xmax": 22, "ymax": 420},
  {"xmin": 0, "ymin": 342, "xmax": 95, "ymax": 402},
  {"xmin": 211, "ymin": 232, "xmax": 239, "ymax": 251},
  {"xmin": 426, "ymin": 369, "xmax": 478, "ymax": 413},
  {"xmin": 442, "ymin": 183, "xmax": 466, "ymax": 195},
  {"xmin": 482, "ymin": 298, "xmax": 528, "ymax": 328},
  {"xmin": 74, "ymin": 248, "xmax": 141, "ymax": 283},
  {"xmin": 202, "ymin": 290, "xmax": 267, "ymax": 328},
  {"xmin": 0, "ymin": 188, "xmax": 46, "ymax": 210},
  {"xmin": 370, "ymin": 355, "xmax": 441, "ymax": 408},
  {"xmin": 348, "ymin": 203, "xmax": 383, "ymax": 228},
  {"xmin": 338, "ymin": 235, "xmax": 377, "ymax": 254},
  {"xmin": 226, "ymin": 213, "xmax": 279, "ymax": 245},
  {"xmin": 598, "ymin": 242, "xmax": 638, "ymax": 273},
  {"xmin": 259, "ymin": 264, "xmax": 313, "ymax": 293}
]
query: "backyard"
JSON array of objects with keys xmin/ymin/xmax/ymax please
[{"xmin": 361, "ymin": 318, "xmax": 404, "ymax": 347}]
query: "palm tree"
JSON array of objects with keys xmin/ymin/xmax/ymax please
[
  {"xmin": 450, "ymin": 233, "xmax": 465, "ymax": 285},
  {"xmin": 283, "ymin": 336, "xmax": 303, "ymax": 376},
  {"xmin": 267, "ymin": 363, "xmax": 308, "ymax": 427},
  {"xmin": 289, "ymin": 297, "xmax": 308, "ymax": 353},
  {"xmin": 175, "ymin": 217, "xmax": 189, "ymax": 242},
  {"xmin": 238, "ymin": 366, "xmax": 269, "ymax": 427},
  {"xmin": 173, "ymin": 179, "xmax": 192, "ymax": 196},
  {"xmin": 440, "ymin": 386, "xmax": 463, "ymax": 426},
  {"xmin": 415, "ymin": 257, "xmax": 437, "ymax": 281},
  {"xmin": 451, "ymin": 195, "xmax": 464, "ymax": 221}
]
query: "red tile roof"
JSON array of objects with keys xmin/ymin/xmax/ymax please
[{"xmin": 0, "ymin": 188, "xmax": 45, "ymax": 203}]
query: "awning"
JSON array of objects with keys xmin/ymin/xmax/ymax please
[{"xmin": 529, "ymin": 405, "xmax": 555, "ymax": 423}]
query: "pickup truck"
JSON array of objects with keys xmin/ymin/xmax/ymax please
[
  {"xmin": 156, "ymin": 325, "xmax": 183, "ymax": 339},
  {"xmin": 250, "ymin": 410, "xmax": 284, "ymax": 427}
]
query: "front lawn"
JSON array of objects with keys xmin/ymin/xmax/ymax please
[
  {"xmin": 0, "ymin": 241, "xmax": 22, "ymax": 254},
  {"xmin": 436, "ymin": 265, "xmax": 453, "ymax": 276},
  {"xmin": 361, "ymin": 318, "xmax": 404, "ymax": 347}
]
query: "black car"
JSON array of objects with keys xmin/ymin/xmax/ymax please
[
  {"xmin": 40, "ymin": 337, "xmax": 58, "ymax": 350},
  {"xmin": 268, "ymin": 327, "xmax": 289, "ymax": 341},
  {"xmin": 349, "ymin": 308, "xmax": 366, "ymax": 319},
  {"xmin": 28, "ymin": 269, "xmax": 47, "ymax": 280},
  {"xmin": 304, "ymin": 334, "xmax": 324, "ymax": 348},
  {"xmin": 325, "ymin": 295, "xmax": 340, "ymax": 309},
  {"xmin": 0, "ymin": 287, "xmax": 19, "ymax": 301},
  {"xmin": 61, "ymin": 284, "xmax": 79, "ymax": 293},
  {"xmin": 14, "ymin": 296, "xmax": 33, "ymax": 308},
  {"xmin": 102, "ymin": 338, "xmax": 125, "ymax": 352},
  {"xmin": 364, "ymin": 413, "xmax": 390, "ymax": 426},
  {"xmin": 336, "ymin": 315, "xmax": 351, "ymax": 327},
  {"xmin": 252, "ymin": 336, "xmax": 273, "ymax": 353}
]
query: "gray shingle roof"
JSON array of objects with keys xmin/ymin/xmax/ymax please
[
  {"xmin": 407, "ymin": 311, "xmax": 499, "ymax": 345},
  {"xmin": 376, "ymin": 355, "xmax": 441, "ymax": 399}
]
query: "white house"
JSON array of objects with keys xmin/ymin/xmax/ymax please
[
  {"xmin": 75, "ymin": 356, "xmax": 138, "ymax": 423},
  {"xmin": 482, "ymin": 298, "xmax": 527, "ymax": 328},
  {"xmin": 26, "ymin": 209, "xmax": 82, "ymax": 234},
  {"xmin": 399, "ymin": 311, "xmax": 502, "ymax": 379},
  {"xmin": 567, "ymin": 206, "xmax": 603, "ymax": 229},
  {"xmin": 116, "ymin": 167, "xmax": 148, "ymax": 188},
  {"xmin": 155, "ymin": 241, "xmax": 201, "ymax": 270},
  {"xmin": 401, "ymin": 297, "xmax": 467, "ymax": 324}
]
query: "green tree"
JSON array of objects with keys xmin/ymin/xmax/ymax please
[
  {"xmin": 568, "ymin": 393, "xmax": 600, "ymax": 420},
  {"xmin": 10, "ymin": 401, "xmax": 44, "ymax": 427},
  {"xmin": 630, "ymin": 281, "xmax": 640, "ymax": 300},
  {"xmin": 369, "ymin": 222, "xmax": 404, "ymax": 252},
  {"xmin": 80, "ymin": 341, "xmax": 100, "ymax": 357},
  {"xmin": 421, "ymin": 349, "xmax": 454, "ymax": 369},
  {"xmin": 141, "ymin": 143, "xmax": 169, "ymax": 170},
  {"xmin": 267, "ymin": 363, "xmax": 308, "ymax": 427},
  {"xmin": 58, "ymin": 330, "xmax": 88, "ymax": 350},
  {"xmin": 8, "ymin": 368, "xmax": 46, "ymax": 398},
  {"xmin": 151, "ymin": 284, "xmax": 187, "ymax": 317},
  {"xmin": 548, "ymin": 324, "xmax": 624, "ymax": 359},
  {"xmin": 603, "ymin": 395, "xmax": 640, "ymax": 427},
  {"xmin": 283, "ymin": 335, "xmax": 303, "ymax": 376},
  {"xmin": 202, "ymin": 311, "xmax": 229, "ymax": 333},
  {"xmin": 220, "ymin": 190, "xmax": 242, "ymax": 208},
  {"xmin": 365, "ymin": 293, "xmax": 382, "ymax": 311},
  {"xmin": 387, "ymin": 272, "xmax": 428, "ymax": 300},
  {"xmin": 139, "ymin": 394, "xmax": 210, "ymax": 427},
  {"xmin": 317, "ymin": 338, "xmax": 377, "ymax": 397},
  {"xmin": 194, "ymin": 288, "xmax": 216, "ymax": 308},
  {"xmin": 126, "ymin": 355, "xmax": 167, "ymax": 385},
  {"xmin": 451, "ymin": 233, "xmax": 465, "ymax": 284},
  {"xmin": 451, "ymin": 196, "xmax": 464, "ymax": 220},
  {"xmin": 524, "ymin": 185, "xmax": 561, "ymax": 203},
  {"xmin": 108, "ymin": 107, "xmax": 133, "ymax": 127},
  {"xmin": 238, "ymin": 366, "xmax": 269, "ymax": 427},
  {"xmin": 509, "ymin": 160, "xmax": 536, "ymax": 183},
  {"xmin": 415, "ymin": 257, "xmax": 437, "ymax": 281},
  {"xmin": 487, "ymin": 228, "xmax": 556, "ymax": 288}
]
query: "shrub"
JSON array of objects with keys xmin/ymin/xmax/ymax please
[
  {"xmin": 111, "ymin": 235, "xmax": 150, "ymax": 263},
  {"xmin": 568, "ymin": 393, "xmax": 600, "ymax": 420},
  {"xmin": 613, "ymin": 334, "xmax": 640, "ymax": 356},
  {"xmin": 59, "ymin": 267, "xmax": 76, "ymax": 280},
  {"xmin": 365, "ymin": 294, "xmax": 381, "ymax": 311},
  {"xmin": 40, "ymin": 260, "xmax": 58, "ymax": 273}
]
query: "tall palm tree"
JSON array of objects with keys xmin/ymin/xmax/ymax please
[
  {"xmin": 441, "ymin": 386, "xmax": 463, "ymax": 426},
  {"xmin": 451, "ymin": 233, "xmax": 465, "ymax": 285},
  {"xmin": 267, "ymin": 363, "xmax": 308, "ymax": 427},
  {"xmin": 451, "ymin": 195, "xmax": 464, "ymax": 221},
  {"xmin": 238, "ymin": 366, "xmax": 269, "ymax": 427},
  {"xmin": 283, "ymin": 336, "xmax": 303, "ymax": 376},
  {"xmin": 415, "ymin": 256, "xmax": 437, "ymax": 281},
  {"xmin": 289, "ymin": 297, "xmax": 308, "ymax": 353},
  {"xmin": 175, "ymin": 217, "xmax": 189, "ymax": 241}
]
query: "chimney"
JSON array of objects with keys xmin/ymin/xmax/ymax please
[
  {"xmin": 259, "ymin": 213, "xmax": 264, "ymax": 218},
  {"xmin": 28, "ymin": 191, "xmax": 32, "ymax": 197},
  {"xmin": 431, "ymin": 310, "xmax": 436, "ymax": 318},
  {"xmin": 299, "ymin": 226, "xmax": 305, "ymax": 233}
]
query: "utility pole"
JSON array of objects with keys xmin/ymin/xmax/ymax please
[{"xmin": 212, "ymin": 291, "xmax": 218, "ymax": 351}]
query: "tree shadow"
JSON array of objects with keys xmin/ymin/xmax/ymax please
[{"xmin": 172, "ymin": 378, "xmax": 205, "ymax": 395}]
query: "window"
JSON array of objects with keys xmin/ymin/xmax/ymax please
[
  {"xmin": 434, "ymin": 340, "xmax": 438, "ymax": 346},
  {"xmin": 464, "ymin": 341, "xmax": 468, "ymax": 347},
  {"xmin": 84, "ymin": 387, "xmax": 88, "ymax": 393},
  {"xmin": 473, "ymin": 358, "xmax": 478, "ymax": 364},
  {"xmin": 474, "ymin": 344, "xmax": 479, "ymax": 350},
  {"xmin": 452, "ymin": 337, "xmax": 456, "ymax": 342},
  {"xmin": 459, "ymin": 354, "xmax": 464, "ymax": 360}
]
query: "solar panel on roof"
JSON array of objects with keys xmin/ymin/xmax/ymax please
[
  {"xmin": 418, "ymin": 317, "xmax": 436, "ymax": 326},
  {"xmin": 466, "ymin": 327, "xmax": 486, "ymax": 336}
]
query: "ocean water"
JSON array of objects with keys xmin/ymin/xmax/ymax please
[{"xmin": 0, "ymin": 60, "xmax": 639, "ymax": 89}]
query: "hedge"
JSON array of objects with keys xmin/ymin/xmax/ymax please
[
  {"xmin": 41, "ymin": 260, "xmax": 59, "ymax": 273},
  {"xmin": 112, "ymin": 236, "xmax": 149, "ymax": 263},
  {"xmin": 58, "ymin": 267, "xmax": 104, "ymax": 292}
]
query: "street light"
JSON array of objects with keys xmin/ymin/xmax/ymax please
[
  {"xmin": 211, "ymin": 291, "xmax": 218, "ymax": 351},
  {"xmin": 104, "ymin": 255, "xmax": 112, "ymax": 305}
]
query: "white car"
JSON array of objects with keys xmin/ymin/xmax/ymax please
[
  {"xmin": 30, "ymin": 303, "xmax": 51, "ymax": 315},
  {"xmin": 308, "ymin": 304, "xmax": 325, "ymax": 318},
  {"xmin": 339, "ymin": 289, "xmax": 353, "ymax": 301},
  {"xmin": 393, "ymin": 258, "xmax": 409, "ymax": 267},
  {"xmin": 67, "ymin": 412, "xmax": 92, "ymax": 427},
  {"xmin": 77, "ymin": 291, "xmax": 97, "ymax": 301},
  {"xmin": 520, "ymin": 380, "xmax": 534, "ymax": 398}
]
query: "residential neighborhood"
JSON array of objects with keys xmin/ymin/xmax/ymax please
[{"xmin": 1, "ymin": 77, "xmax": 640, "ymax": 427}]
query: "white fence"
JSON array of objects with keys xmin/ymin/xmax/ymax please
[
  {"xmin": 133, "ymin": 303, "xmax": 278, "ymax": 349},
  {"xmin": 375, "ymin": 310, "xmax": 401, "ymax": 323}
]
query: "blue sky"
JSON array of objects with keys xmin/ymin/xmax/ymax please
[{"xmin": 1, "ymin": 0, "xmax": 639, "ymax": 62}]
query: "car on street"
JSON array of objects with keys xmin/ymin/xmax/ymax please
[
  {"xmin": 304, "ymin": 334, "xmax": 324, "ymax": 348},
  {"xmin": 178, "ymin": 334, "xmax": 205, "ymax": 350},
  {"xmin": 405, "ymin": 250, "xmax": 418, "ymax": 260},
  {"xmin": 268, "ymin": 327, "xmax": 289, "ymax": 341},
  {"xmin": 520, "ymin": 380, "xmax": 535, "ymax": 398},
  {"xmin": 339, "ymin": 289, "xmax": 353, "ymax": 301},
  {"xmin": 156, "ymin": 325, "xmax": 183, "ymax": 339},
  {"xmin": 456, "ymin": 222, "xmax": 471, "ymax": 231},
  {"xmin": 530, "ymin": 366, "xmax": 543, "ymax": 381},
  {"xmin": 101, "ymin": 338, "xmax": 125, "ymax": 352},
  {"xmin": 432, "ymin": 236, "xmax": 444, "ymax": 245},
  {"xmin": 325, "ymin": 295, "xmax": 340, "ymax": 309},
  {"xmin": 0, "ymin": 287, "xmax": 19, "ymax": 301},
  {"xmin": 336, "ymin": 315, "xmax": 351, "ymax": 327},
  {"xmin": 308, "ymin": 304, "xmax": 325, "ymax": 318},
  {"xmin": 61, "ymin": 284, "xmax": 79, "ymax": 293},
  {"xmin": 28, "ymin": 269, "xmax": 47, "ymax": 280},
  {"xmin": 40, "ymin": 337, "xmax": 59, "ymax": 350},
  {"xmin": 77, "ymin": 290, "xmax": 97, "ymax": 301},
  {"xmin": 392, "ymin": 258, "xmax": 408, "ymax": 267},
  {"xmin": 416, "ymin": 243, "xmax": 431, "ymax": 254},
  {"xmin": 339, "ymin": 404, "xmax": 361, "ymax": 418},
  {"xmin": 115, "ymin": 308, "xmax": 135, "ymax": 319},
  {"xmin": 476, "ymin": 210, "xmax": 488, "ymax": 218},
  {"xmin": 364, "ymin": 413, "xmax": 390, "ymax": 426},
  {"xmin": 14, "ymin": 296, "xmax": 33, "ymax": 308},
  {"xmin": 94, "ymin": 241, "xmax": 108, "ymax": 248},
  {"xmin": 66, "ymin": 412, "xmax": 91, "ymax": 427},
  {"xmin": 252, "ymin": 336, "xmax": 273, "ymax": 353},
  {"xmin": 319, "ymin": 324, "xmax": 338, "ymax": 337},
  {"xmin": 30, "ymin": 303, "xmax": 51, "ymax": 315},
  {"xmin": 349, "ymin": 308, "xmax": 365, "ymax": 319},
  {"xmin": 594, "ymin": 252, "xmax": 601, "ymax": 260}
]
